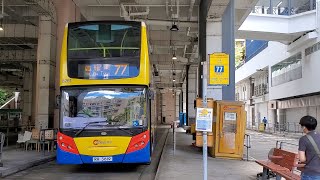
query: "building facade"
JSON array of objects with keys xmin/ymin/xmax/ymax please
[{"xmin": 236, "ymin": 0, "xmax": 320, "ymax": 131}]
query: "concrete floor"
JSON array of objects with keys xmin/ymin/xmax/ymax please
[
  {"xmin": 156, "ymin": 130, "xmax": 301, "ymax": 180},
  {"xmin": 3, "ymin": 127, "xmax": 169, "ymax": 180},
  {"xmin": 4, "ymin": 161, "xmax": 147, "ymax": 180},
  {"xmin": 246, "ymin": 130, "xmax": 299, "ymax": 160},
  {"xmin": 2, "ymin": 128, "xmax": 301, "ymax": 180},
  {"xmin": 0, "ymin": 149, "xmax": 55, "ymax": 177}
]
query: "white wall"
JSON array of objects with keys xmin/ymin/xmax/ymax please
[
  {"xmin": 255, "ymin": 102, "xmax": 268, "ymax": 123},
  {"xmin": 285, "ymin": 106, "xmax": 320, "ymax": 131},
  {"xmin": 270, "ymin": 50, "xmax": 320, "ymax": 100},
  {"xmin": 286, "ymin": 107, "xmax": 307, "ymax": 124},
  {"xmin": 162, "ymin": 91, "xmax": 176, "ymax": 124},
  {"xmin": 309, "ymin": 106, "xmax": 320, "ymax": 131},
  {"xmin": 236, "ymin": 37, "xmax": 320, "ymax": 100},
  {"xmin": 237, "ymin": 11, "xmax": 316, "ymax": 41},
  {"xmin": 236, "ymin": 42, "xmax": 289, "ymax": 83}
]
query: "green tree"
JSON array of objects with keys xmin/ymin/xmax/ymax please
[{"xmin": 0, "ymin": 89, "xmax": 14, "ymax": 106}]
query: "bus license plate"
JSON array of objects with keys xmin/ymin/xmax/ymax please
[{"xmin": 93, "ymin": 157, "xmax": 113, "ymax": 162}]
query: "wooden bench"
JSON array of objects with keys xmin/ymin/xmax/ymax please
[{"xmin": 256, "ymin": 148, "xmax": 301, "ymax": 180}]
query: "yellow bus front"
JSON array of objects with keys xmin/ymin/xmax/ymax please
[{"xmin": 57, "ymin": 21, "xmax": 152, "ymax": 164}]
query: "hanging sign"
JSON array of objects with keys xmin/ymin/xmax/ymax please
[{"xmin": 209, "ymin": 53, "xmax": 230, "ymax": 86}]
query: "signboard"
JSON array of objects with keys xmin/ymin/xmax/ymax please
[
  {"xmin": 196, "ymin": 108, "xmax": 213, "ymax": 132},
  {"xmin": 209, "ymin": 53, "xmax": 229, "ymax": 86},
  {"xmin": 83, "ymin": 64, "xmax": 129, "ymax": 79},
  {"xmin": 224, "ymin": 112, "xmax": 237, "ymax": 121}
]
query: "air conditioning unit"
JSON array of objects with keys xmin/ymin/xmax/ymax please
[{"xmin": 269, "ymin": 101, "xmax": 277, "ymax": 109}]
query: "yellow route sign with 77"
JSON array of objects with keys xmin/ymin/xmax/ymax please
[{"xmin": 209, "ymin": 53, "xmax": 229, "ymax": 86}]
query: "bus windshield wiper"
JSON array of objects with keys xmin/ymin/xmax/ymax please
[
  {"xmin": 117, "ymin": 127, "xmax": 134, "ymax": 135},
  {"xmin": 75, "ymin": 121, "xmax": 107, "ymax": 137}
]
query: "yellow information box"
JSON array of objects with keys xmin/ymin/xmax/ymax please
[
  {"xmin": 194, "ymin": 98, "xmax": 246, "ymax": 160},
  {"xmin": 210, "ymin": 101, "xmax": 246, "ymax": 160}
]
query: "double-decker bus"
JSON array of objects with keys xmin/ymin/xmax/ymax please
[{"xmin": 57, "ymin": 21, "xmax": 154, "ymax": 164}]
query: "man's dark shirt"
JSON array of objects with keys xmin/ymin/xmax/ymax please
[{"xmin": 298, "ymin": 131, "xmax": 320, "ymax": 175}]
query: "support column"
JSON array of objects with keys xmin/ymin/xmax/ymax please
[
  {"xmin": 188, "ymin": 71, "xmax": 197, "ymax": 125},
  {"xmin": 162, "ymin": 90, "xmax": 176, "ymax": 125},
  {"xmin": 222, "ymin": 0, "xmax": 235, "ymax": 101},
  {"xmin": 203, "ymin": 1, "xmax": 235, "ymax": 101},
  {"xmin": 21, "ymin": 70, "xmax": 33, "ymax": 126},
  {"xmin": 277, "ymin": 109, "xmax": 286, "ymax": 130},
  {"xmin": 176, "ymin": 90, "xmax": 181, "ymax": 121},
  {"xmin": 35, "ymin": 16, "xmax": 56, "ymax": 129},
  {"xmin": 183, "ymin": 78, "xmax": 187, "ymax": 113},
  {"xmin": 317, "ymin": 0, "xmax": 320, "ymax": 33},
  {"xmin": 156, "ymin": 90, "xmax": 162, "ymax": 124},
  {"xmin": 268, "ymin": 109, "xmax": 276, "ymax": 128},
  {"xmin": 54, "ymin": 0, "xmax": 81, "ymax": 128},
  {"xmin": 206, "ymin": 21, "xmax": 223, "ymax": 100}
]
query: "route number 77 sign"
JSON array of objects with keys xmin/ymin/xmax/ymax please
[{"xmin": 209, "ymin": 53, "xmax": 229, "ymax": 86}]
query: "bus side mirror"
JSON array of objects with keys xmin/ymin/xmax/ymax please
[{"xmin": 55, "ymin": 95, "xmax": 61, "ymax": 109}]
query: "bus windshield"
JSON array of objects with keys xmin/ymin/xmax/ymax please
[
  {"xmin": 60, "ymin": 87, "xmax": 147, "ymax": 130},
  {"xmin": 67, "ymin": 22, "xmax": 141, "ymax": 79}
]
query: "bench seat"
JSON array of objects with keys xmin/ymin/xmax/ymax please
[{"xmin": 255, "ymin": 148, "xmax": 301, "ymax": 180}]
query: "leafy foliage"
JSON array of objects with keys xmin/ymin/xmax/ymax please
[
  {"xmin": 235, "ymin": 40, "xmax": 246, "ymax": 68},
  {"xmin": 0, "ymin": 89, "xmax": 14, "ymax": 107}
]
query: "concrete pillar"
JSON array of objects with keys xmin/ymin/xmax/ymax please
[
  {"xmin": 162, "ymin": 90, "xmax": 176, "ymax": 124},
  {"xmin": 21, "ymin": 70, "xmax": 33, "ymax": 126},
  {"xmin": 35, "ymin": 16, "xmax": 56, "ymax": 129},
  {"xmin": 204, "ymin": 1, "xmax": 235, "ymax": 101},
  {"xmin": 222, "ymin": 0, "xmax": 235, "ymax": 100},
  {"xmin": 277, "ymin": 109, "xmax": 286, "ymax": 130},
  {"xmin": 31, "ymin": 64, "xmax": 37, "ymax": 125},
  {"xmin": 156, "ymin": 91, "xmax": 162, "ymax": 124},
  {"xmin": 206, "ymin": 21, "xmax": 223, "ymax": 100},
  {"xmin": 188, "ymin": 72, "xmax": 197, "ymax": 125},
  {"xmin": 182, "ymin": 79, "xmax": 187, "ymax": 113},
  {"xmin": 175, "ymin": 90, "xmax": 181, "ymax": 120},
  {"xmin": 268, "ymin": 109, "xmax": 276, "ymax": 128},
  {"xmin": 53, "ymin": 0, "xmax": 81, "ymax": 128},
  {"xmin": 317, "ymin": 0, "xmax": 320, "ymax": 33}
]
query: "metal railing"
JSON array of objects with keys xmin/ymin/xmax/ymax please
[
  {"xmin": 276, "ymin": 140, "xmax": 298, "ymax": 149},
  {"xmin": 247, "ymin": 122, "xmax": 304, "ymax": 134},
  {"xmin": 252, "ymin": 0, "xmax": 316, "ymax": 16},
  {"xmin": 244, "ymin": 134, "xmax": 251, "ymax": 161}
]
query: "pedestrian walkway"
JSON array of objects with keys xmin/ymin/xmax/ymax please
[
  {"xmin": 156, "ymin": 130, "xmax": 262, "ymax": 180},
  {"xmin": 245, "ymin": 130, "xmax": 299, "ymax": 160},
  {"xmin": 0, "ymin": 147, "xmax": 55, "ymax": 177}
]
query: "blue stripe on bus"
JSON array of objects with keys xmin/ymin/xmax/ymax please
[
  {"xmin": 123, "ymin": 142, "xmax": 151, "ymax": 163},
  {"xmin": 56, "ymin": 146, "xmax": 83, "ymax": 164},
  {"xmin": 56, "ymin": 143, "xmax": 151, "ymax": 164}
]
